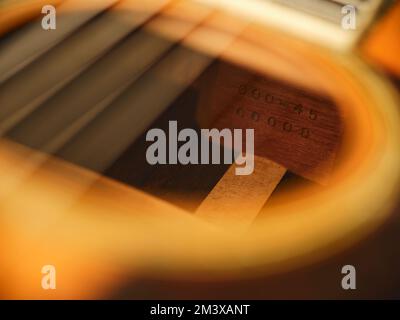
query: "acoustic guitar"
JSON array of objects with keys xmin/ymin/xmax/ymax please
[{"xmin": 0, "ymin": 0, "xmax": 399, "ymax": 299}]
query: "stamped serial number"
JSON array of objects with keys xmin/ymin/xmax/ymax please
[
  {"xmin": 236, "ymin": 84, "xmax": 319, "ymax": 121},
  {"xmin": 235, "ymin": 106, "xmax": 311, "ymax": 139}
]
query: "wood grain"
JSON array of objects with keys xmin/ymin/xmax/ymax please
[
  {"xmin": 196, "ymin": 155, "xmax": 286, "ymax": 229},
  {"xmin": 198, "ymin": 61, "xmax": 343, "ymax": 184}
]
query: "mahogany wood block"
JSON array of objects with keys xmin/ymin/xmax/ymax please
[{"xmin": 197, "ymin": 61, "xmax": 343, "ymax": 185}]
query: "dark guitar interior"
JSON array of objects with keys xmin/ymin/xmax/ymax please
[{"xmin": 0, "ymin": 7, "xmax": 332, "ymax": 213}]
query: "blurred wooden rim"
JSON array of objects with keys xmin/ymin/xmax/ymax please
[{"xmin": 1, "ymin": 1, "xmax": 400, "ymax": 279}]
